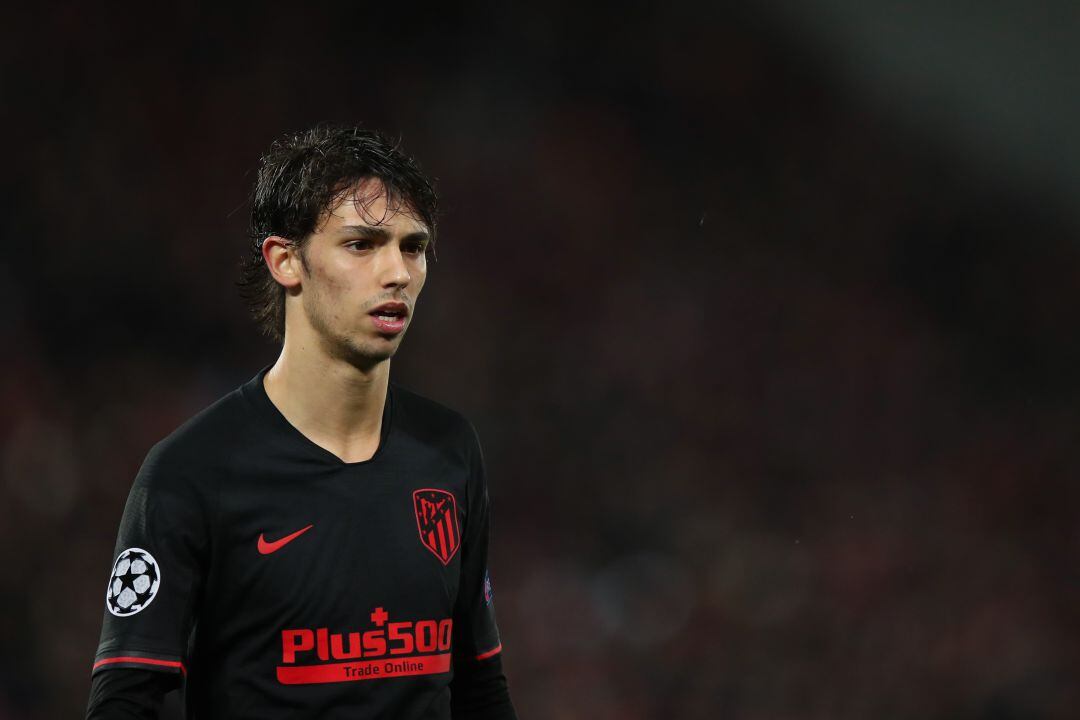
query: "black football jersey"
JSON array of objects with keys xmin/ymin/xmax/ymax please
[{"xmin": 92, "ymin": 367, "xmax": 506, "ymax": 719}]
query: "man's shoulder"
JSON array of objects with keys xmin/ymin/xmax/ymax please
[
  {"xmin": 143, "ymin": 381, "xmax": 252, "ymax": 473},
  {"xmin": 391, "ymin": 382, "xmax": 479, "ymax": 447}
]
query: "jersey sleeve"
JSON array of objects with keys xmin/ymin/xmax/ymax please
[
  {"xmin": 453, "ymin": 423, "xmax": 505, "ymax": 664},
  {"xmin": 91, "ymin": 441, "xmax": 212, "ymax": 678},
  {"xmin": 449, "ymin": 423, "xmax": 517, "ymax": 719}
]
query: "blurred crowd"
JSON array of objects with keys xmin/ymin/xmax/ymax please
[{"xmin": 1, "ymin": 3, "xmax": 1077, "ymax": 718}]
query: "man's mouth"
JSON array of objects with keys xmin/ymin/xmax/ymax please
[{"xmin": 368, "ymin": 302, "xmax": 409, "ymax": 334}]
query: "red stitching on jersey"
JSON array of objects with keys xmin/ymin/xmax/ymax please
[
  {"xmin": 93, "ymin": 656, "xmax": 187, "ymax": 675},
  {"xmin": 475, "ymin": 643, "xmax": 502, "ymax": 660}
]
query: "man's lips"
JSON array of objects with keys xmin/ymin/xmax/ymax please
[
  {"xmin": 369, "ymin": 301, "xmax": 409, "ymax": 317},
  {"xmin": 368, "ymin": 301, "xmax": 409, "ymax": 334}
]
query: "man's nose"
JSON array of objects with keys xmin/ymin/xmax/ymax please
[{"xmin": 377, "ymin": 245, "xmax": 411, "ymax": 288}]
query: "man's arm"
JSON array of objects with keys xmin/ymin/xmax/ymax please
[
  {"xmin": 86, "ymin": 669, "xmax": 177, "ymax": 719},
  {"xmin": 86, "ymin": 441, "xmax": 210, "ymax": 718},
  {"xmin": 449, "ymin": 423, "xmax": 517, "ymax": 720},
  {"xmin": 450, "ymin": 653, "xmax": 515, "ymax": 719}
]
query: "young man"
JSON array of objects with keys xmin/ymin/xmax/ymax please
[{"xmin": 86, "ymin": 126, "xmax": 517, "ymax": 719}]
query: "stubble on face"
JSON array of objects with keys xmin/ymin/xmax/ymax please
[
  {"xmin": 305, "ymin": 278, "xmax": 413, "ymax": 370},
  {"xmin": 303, "ymin": 261, "xmax": 397, "ymax": 370}
]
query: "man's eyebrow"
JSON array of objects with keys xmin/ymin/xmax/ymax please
[
  {"xmin": 339, "ymin": 225, "xmax": 392, "ymax": 240},
  {"xmin": 338, "ymin": 225, "xmax": 430, "ymax": 244}
]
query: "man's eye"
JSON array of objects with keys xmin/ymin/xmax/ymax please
[
  {"xmin": 347, "ymin": 241, "xmax": 374, "ymax": 251},
  {"xmin": 403, "ymin": 243, "xmax": 426, "ymax": 255}
]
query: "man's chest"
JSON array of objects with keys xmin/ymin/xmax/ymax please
[
  {"xmin": 200, "ymin": 461, "xmax": 470, "ymax": 646},
  {"xmin": 185, "ymin": 453, "xmax": 474, "ymax": 696}
]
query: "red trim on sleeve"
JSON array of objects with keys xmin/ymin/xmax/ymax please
[
  {"xmin": 93, "ymin": 656, "xmax": 187, "ymax": 675},
  {"xmin": 475, "ymin": 643, "xmax": 502, "ymax": 660}
]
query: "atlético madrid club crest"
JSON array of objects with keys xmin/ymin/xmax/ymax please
[{"xmin": 413, "ymin": 489, "xmax": 461, "ymax": 565}]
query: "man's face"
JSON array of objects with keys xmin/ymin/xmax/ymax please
[{"xmin": 293, "ymin": 179, "xmax": 430, "ymax": 368}]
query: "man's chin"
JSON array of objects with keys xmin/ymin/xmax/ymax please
[{"xmin": 338, "ymin": 335, "xmax": 403, "ymax": 370}]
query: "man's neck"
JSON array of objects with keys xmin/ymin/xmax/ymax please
[{"xmin": 263, "ymin": 337, "xmax": 390, "ymax": 464}]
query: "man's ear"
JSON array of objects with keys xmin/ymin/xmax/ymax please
[{"xmin": 261, "ymin": 236, "xmax": 304, "ymax": 289}]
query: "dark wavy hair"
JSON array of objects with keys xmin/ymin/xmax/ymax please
[{"xmin": 238, "ymin": 125, "xmax": 439, "ymax": 340}]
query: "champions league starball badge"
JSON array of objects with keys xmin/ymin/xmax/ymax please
[{"xmin": 105, "ymin": 548, "xmax": 162, "ymax": 617}]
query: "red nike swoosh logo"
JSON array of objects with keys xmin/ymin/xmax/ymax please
[{"xmin": 258, "ymin": 524, "xmax": 314, "ymax": 555}]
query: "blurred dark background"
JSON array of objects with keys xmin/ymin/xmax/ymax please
[{"xmin": 1, "ymin": 1, "xmax": 1078, "ymax": 718}]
